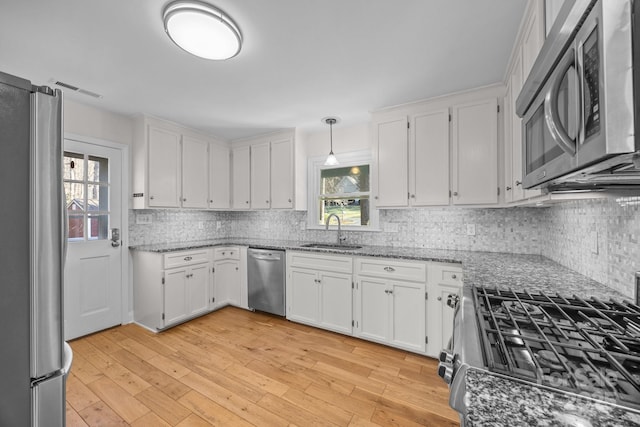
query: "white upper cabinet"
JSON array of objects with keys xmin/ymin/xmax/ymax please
[
  {"xmin": 270, "ymin": 137, "xmax": 294, "ymax": 209},
  {"xmin": 231, "ymin": 132, "xmax": 295, "ymax": 211},
  {"xmin": 232, "ymin": 145, "xmax": 251, "ymax": 209},
  {"xmin": 147, "ymin": 125, "xmax": 181, "ymax": 208},
  {"xmin": 410, "ymin": 109, "xmax": 450, "ymax": 206},
  {"xmin": 373, "ymin": 87, "xmax": 501, "ymax": 208},
  {"xmin": 250, "ymin": 142, "xmax": 271, "ymax": 209},
  {"xmin": 521, "ymin": 1, "xmax": 545, "ymax": 78},
  {"xmin": 181, "ymin": 135, "xmax": 209, "ymax": 209},
  {"xmin": 133, "ymin": 115, "xmax": 230, "ymax": 210},
  {"xmin": 503, "ymin": 1, "xmax": 544, "ymax": 204},
  {"xmin": 375, "ymin": 117, "xmax": 409, "ymax": 207},
  {"xmin": 209, "ymin": 143, "xmax": 230, "ymax": 209},
  {"xmin": 451, "ymin": 98, "xmax": 498, "ymax": 205}
]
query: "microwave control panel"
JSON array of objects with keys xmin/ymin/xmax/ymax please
[{"xmin": 582, "ymin": 27, "xmax": 601, "ymax": 141}]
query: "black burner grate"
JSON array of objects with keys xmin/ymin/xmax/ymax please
[{"xmin": 473, "ymin": 286, "xmax": 640, "ymax": 410}]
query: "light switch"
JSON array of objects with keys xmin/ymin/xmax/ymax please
[{"xmin": 136, "ymin": 213, "xmax": 152, "ymax": 224}]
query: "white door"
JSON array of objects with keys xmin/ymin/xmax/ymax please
[
  {"xmin": 148, "ymin": 126, "xmax": 181, "ymax": 207},
  {"xmin": 270, "ymin": 137, "xmax": 294, "ymax": 209},
  {"xmin": 375, "ymin": 117, "xmax": 409, "ymax": 207},
  {"xmin": 181, "ymin": 136, "xmax": 209, "ymax": 208},
  {"xmin": 63, "ymin": 140, "xmax": 123, "ymax": 340},
  {"xmin": 390, "ymin": 281, "xmax": 425, "ymax": 352},
  {"xmin": 287, "ymin": 268, "xmax": 319, "ymax": 325},
  {"xmin": 231, "ymin": 146, "xmax": 251, "ymax": 209},
  {"xmin": 357, "ymin": 277, "xmax": 389, "ymax": 343},
  {"xmin": 319, "ymin": 271, "xmax": 352, "ymax": 334}
]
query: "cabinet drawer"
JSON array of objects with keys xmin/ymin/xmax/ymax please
[
  {"xmin": 164, "ymin": 249, "xmax": 210, "ymax": 269},
  {"xmin": 214, "ymin": 247, "xmax": 240, "ymax": 260},
  {"xmin": 288, "ymin": 251, "xmax": 353, "ymax": 274},
  {"xmin": 355, "ymin": 258, "xmax": 426, "ymax": 282},
  {"xmin": 429, "ymin": 263, "xmax": 463, "ymax": 286}
]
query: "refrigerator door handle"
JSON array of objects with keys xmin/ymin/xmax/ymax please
[{"xmin": 30, "ymin": 89, "xmax": 64, "ymax": 379}]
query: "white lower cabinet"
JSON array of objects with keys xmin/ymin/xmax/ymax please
[
  {"xmin": 133, "ymin": 249, "xmax": 211, "ymax": 331},
  {"xmin": 426, "ymin": 263, "xmax": 463, "ymax": 357},
  {"xmin": 212, "ymin": 246, "xmax": 247, "ymax": 309},
  {"xmin": 286, "ymin": 252, "xmax": 353, "ymax": 335},
  {"xmin": 355, "ymin": 258, "xmax": 427, "ymax": 353},
  {"xmin": 285, "ymin": 252, "xmax": 463, "ymax": 358}
]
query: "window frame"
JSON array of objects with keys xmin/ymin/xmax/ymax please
[{"xmin": 307, "ymin": 150, "xmax": 379, "ymax": 231}]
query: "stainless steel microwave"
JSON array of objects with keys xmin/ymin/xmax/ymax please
[{"xmin": 516, "ymin": 0, "xmax": 640, "ymax": 190}]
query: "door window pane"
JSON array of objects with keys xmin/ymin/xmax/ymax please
[
  {"xmin": 68, "ymin": 214, "xmax": 84, "ymax": 240},
  {"xmin": 87, "ymin": 155, "xmax": 108, "ymax": 183},
  {"xmin": 64, "ymin": 152, "xmax": 84, "ymax": 181},
  {"xmin": 88, "ymin": 214, "xmax": 109, "ymax": 240},
  {"xmin": 64, "ymin": 151, "xmax": 110, "ymax": 241}
]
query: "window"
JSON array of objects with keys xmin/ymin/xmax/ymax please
[
  {"xmin": 63, "ymin": 152, "xmax": 110, "ymax": 241},
  {"xmin": 308, "ymin": 151, "xmax": 378, "ymax": 230}
]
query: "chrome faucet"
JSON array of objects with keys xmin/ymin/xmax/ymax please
[{"xmin": 325, "ymin": 213, "xmax": 343, "ymax": 245}]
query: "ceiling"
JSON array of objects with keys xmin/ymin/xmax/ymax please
[{"xmin": 0, "ymin": 0, "xmax": 527, "ymax": 140}]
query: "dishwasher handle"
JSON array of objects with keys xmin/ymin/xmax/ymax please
[{"xmin": 250, "ymin": 254, "xmax": 281, "ymax": 261}]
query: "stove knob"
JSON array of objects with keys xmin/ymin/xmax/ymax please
[
  {"xmin": 437, "ymin": 363, "xmax": 454, "ymax": 384},
  {"xmin": 439, "ymin": 350, "xmax": 454, "ymax": 364}
]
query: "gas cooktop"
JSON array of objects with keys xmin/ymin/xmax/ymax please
[{"xmin": 473, "ymin": 286, "xmax": 640, "ymax": 410}]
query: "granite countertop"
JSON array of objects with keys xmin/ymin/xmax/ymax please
[
  {"xmin": 129, "ymin": 238, "xmax": 638, "ymax": 425},
  {"xmin": 129, "ymin": 237, "xmax": 628, "ymax": 300}
]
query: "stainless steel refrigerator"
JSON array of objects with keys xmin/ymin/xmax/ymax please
[{"xmin": 0, "ymin": 71, "xmax": 72, "ymax": 426}]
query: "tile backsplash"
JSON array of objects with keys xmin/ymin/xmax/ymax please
[{"xmin": 129, "ymin": 196, "xmax": 639, "ymax": 298}]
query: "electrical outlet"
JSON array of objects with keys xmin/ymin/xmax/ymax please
[
  {"xmin": 136, "ymin": 213, "xmax": 152, "ymax": 225},
  {"xmin": 198, "ymin": 221, "xmax": 204, "ymax": 230},
  {"xmin": 216, "ymin": 221, "xmax": 222, "ymax": 230},
  {"xmin": 466, "ymin": 224, "xmax": 476, "ymax": 236}
]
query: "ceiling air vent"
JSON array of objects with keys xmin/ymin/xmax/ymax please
[{"xmin": 52, "ymin": 80, "xmax": 103, "ymax": 98}]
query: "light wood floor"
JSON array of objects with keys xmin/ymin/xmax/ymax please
[{"xmin": 66, "ymin": 307, "xmax": 459, "ymax": 426}]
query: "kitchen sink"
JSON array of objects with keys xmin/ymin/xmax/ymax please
[{"xmin": 300, "ymin": 243, "xmax": 363, "ymax": 250}]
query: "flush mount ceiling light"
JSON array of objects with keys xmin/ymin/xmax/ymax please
[
  {"xmin": 322, "ymin": 117, "xmax": 340, "ymax": 166},
  {"xmin": 162, "ymin": 1, "xmax": 242, "ymax": 60}
]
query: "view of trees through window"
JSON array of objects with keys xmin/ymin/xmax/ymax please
[
  {"xmin": 63, "ymin": 152, "xmax": 109, "ymax": 240},
  {"xmin": 318, "ymin": 165, "xmax": 370, "ymax": 226}
]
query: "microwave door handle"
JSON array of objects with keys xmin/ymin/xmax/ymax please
[{"xmin": 544, "ymin": 47, "xmax": 578, "ymax": 156}]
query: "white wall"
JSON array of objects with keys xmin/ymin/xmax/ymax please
[{"xmin": 64, "ymin": 99, "xmax": 134, "ymax": 145}]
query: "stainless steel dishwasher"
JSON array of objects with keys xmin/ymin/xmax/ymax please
[{"xmin": 247, "ymin": 248, "xmax": 286, "ymax": 316}]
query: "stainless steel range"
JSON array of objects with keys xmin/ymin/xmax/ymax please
[{"xmin": 439, "ymin": 286, "xmax": 640, "ymax": 424}]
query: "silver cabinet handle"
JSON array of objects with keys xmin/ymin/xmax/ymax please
[
  {"xmin": 453, "ymin": 192, "xmax": 458, "ymax": 196},
  {"xmin": 184, "ymin": 256, "xmax": 193, "ymax": 261},
  {"xmin": 209, "ymin": 199, "xmax": 213, "ymax": 203},
  {"xmin": 288, "ymin": 198, "xmax": 292, "ymax": 202},
  {"xmin": 410, "ymin": 194, "xmax": 415, "ymax": 198},
  {"xmin": 246, "ymin": 200, "xmax": 249, "ymax": 204},
  {"xmin": 506, "ymin": 186, "xmax": 512, "ymax": 191},
  {"xmin": 516, "ymin": 181, "xmax": 522, "ymax": 186},
  {"xmin": 437, "ymin": 296, "xmax": 442, "ymax": 301},
  {"xmin": 222, "ymin": 251, "xmax": 226, "ymax": 255},
  {"xmin": 451, "ymin": 274, "xmax": 457, "ymax": 279},
  {"xmin": 150, "ymin": 195, "xmax": 154, "ymax": 200},
  {"xmin": 384, "ymin": 266, "xmax": 395, "ymax": 272},
  {"xmin": 388, "ymin": 289, "xmax": 393, "ymax": 294},
  {"xmin": 266, "ymin": 200, "xmax": 270, "ymax": 204}
]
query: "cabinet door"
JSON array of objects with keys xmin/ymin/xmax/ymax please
[
  {"xmin": 390, "ymin": 281, "xmax": 425, "ymax": 353},
  {"xmin": 357, "ymin": 278, "xmax": 389, "ymax": 343},
  {"xmin": 410, "ymin": 109, "xmax": 450, "ymax": 206},
  {"xmin": 181, "ymin": 136, "xmax": 209, "ymax": 208},
  {"xmin": 214, "ymin": 259, "xmax": 240, "ymax": 306},
  {"xmin": 188, "ymin": 264, "xmax": 209, "ymax": 316},
  {"xmin": 521, "ymin": 2, "xmax": 545, "ymax": 78},
  {"xmin": 427, "ymin": 283, "xmax": 461, "ymax": 357},
  {"xmin": 288, "ymin": 268, "xmax": 319, "ymax": 325},
  {"xmin": 250, "ymin": 142, "xmax": 271, "ymax": 209},
  {"xmin": 232, "ymin": 146, "xmax": 251, "ymax": 209},
  {"xmin": 375, "ymin": 117, "xmax": 408, "ymax": 207},
  {"xmin": 148, "ymin": 126, "xmax": 181, "ymax": 207},
  {"xmin": 270, "ymin": 137, "xmax": 294, "ymax": 209},
  {"xmin": 209, "ymin": 143, "xmax": 230, "ymax": 209},
  {"xmin": 451, "ymin": 99, "xmax": 498, "ymax": 205},
  {"xmin": 164, "ymin": 268, "xmax": 188, "ymax": 326},
  {"xmin": 503, "ymin": 81, "xmax": 514, "ymax": 204},
  {"xmin": 319, "ymin": 271, "xmax": 352, "ymax": 334}
]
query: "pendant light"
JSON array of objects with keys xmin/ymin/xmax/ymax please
[
  {"xmin": 323, "ymin": 117, "xmax": 340, "ymax": 166},
  {"xmin": 163, "ymin": 1, "xmax": 243, "ymax": 60}
]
